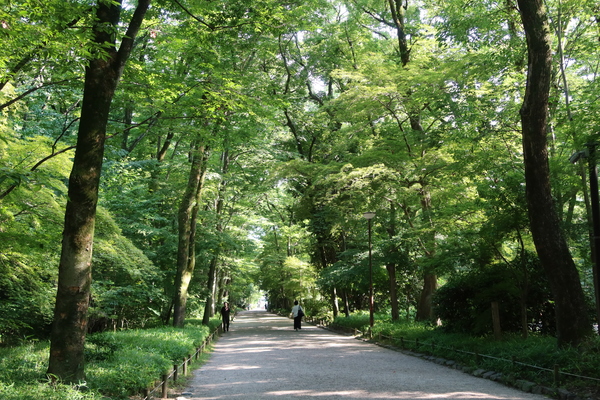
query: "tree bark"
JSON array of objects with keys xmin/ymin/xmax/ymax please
[
  {"xmin": 387, "ymin": 0, "xmax": 410, "ymax": 66},
  {"xmin": 416, "ymin": 273, "xmax": 437, "ymax": 320},
  {"xmin": 173, "ymin": 144, "xmax": 209, "ymax": 327},
  {"xmin": 415, "ymin": 190, "xmax": 437, "ymax": 321},
  {"xmin": 383, "ymin": 0, "xmax": 438, "ymax": 320},
  {"xmin": 386, "ymin": 202, "xmax": 400, "ymax": 321},
  {"xmin": 517, "ymin": 0, "xmax": 591, "ymax": 346},
  {"xmin": 202, "ymin": 149, "xmax": 230, "ymax": 325},
  {"xmin": 331, "ymin": 287, "xmax": 340, "ymax": 318},
  {"xmin": 47, "ymin": 0, "xmax": 150, "ymax": 382},
  {"xmin": 202, "ymin": 255, "xmax": 219, "ymax": 325}
]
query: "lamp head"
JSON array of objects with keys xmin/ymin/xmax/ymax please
[
  {"xmin": 569, "ymin": 150, "xmax": 588, "ymax": 164},
  {"xmin": 363, "ymin": 212, "xmax": 376, "ymax": 220}
]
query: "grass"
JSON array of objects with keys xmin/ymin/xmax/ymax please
[
  {"xmin": 3, "ymin": 313, "xmax": 598, "ymax": 399},
  {"xmin": 0, "ymin": 318, "xmax": 222, "ymax": 400},
  {"xmin": 332, "ymin": 313, "xmax": 600, "ymax": 399}
]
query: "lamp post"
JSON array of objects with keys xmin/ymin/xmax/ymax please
[
  {"xmin": 363, "ymin": 212, "xmax": 376, "ymax": 330},
  {"xmin": 570, "ymin": 143, "xmax": 600, "ymax": 332}
]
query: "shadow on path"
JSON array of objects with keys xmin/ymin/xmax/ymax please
[{"xmin": 180, "ymin": 310, "xmax": 548, "ymax": 400}]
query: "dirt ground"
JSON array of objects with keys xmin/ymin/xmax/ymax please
[{"xmin": 173, "ymin": 310, "xmax": 551, "ymax": 400}]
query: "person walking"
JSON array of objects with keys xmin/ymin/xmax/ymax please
[
  {"xmin": 220, "ymin": 302, "xmax": 231, "ymax": 332},
  {"xmin": 291, "ymin": 300, "xmax": 304, "ymax": 331}
]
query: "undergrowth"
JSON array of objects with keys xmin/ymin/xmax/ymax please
[{"xmin": 0, "ymin": 318, "xmax": 222, "ymax": 400}]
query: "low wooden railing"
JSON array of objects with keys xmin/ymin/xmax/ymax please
[{"xmin": 142, "ymin": 326, "xmax": 221, "ymax": 400}]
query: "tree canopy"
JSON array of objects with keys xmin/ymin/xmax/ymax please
[{"xmin": 1, "ymin": 0, "xmax": 599, "ymax": 380}]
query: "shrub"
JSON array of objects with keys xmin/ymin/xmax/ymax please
[
  {"xmin": 434, "ymin": 258, "xmax": 555, "ymax": 335},
  {"xmin": 332, "ymin": 311, "xmax": 370, "ymax": 331}
]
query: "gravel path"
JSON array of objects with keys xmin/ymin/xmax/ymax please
[{"xmin": 179, "ymin": 310, "xmax": 549, "ymax": 400}]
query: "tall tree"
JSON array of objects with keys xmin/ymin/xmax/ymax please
[
  {"xmin": 517, "ymin": 0, "xmax": 591, "ymax": 346},
  {"xmin": 47, "ymin": 0, "xmax": 150, "ymax": 382},
  {"xmin": 173, "ymin": 143, "xmax": 209, "ymax": 327}
]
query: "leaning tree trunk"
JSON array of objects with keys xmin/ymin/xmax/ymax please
[
  {"xmin": 517, "ymin": 0, "xmax": 591, "ymax": 346},
  {"xmin": 47, "ymin": 0, "xmax": 150, "ymax": 383}
]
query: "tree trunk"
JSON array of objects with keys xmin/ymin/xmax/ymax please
[
  {"xmin": 202, "ymin": 149, "xmax": 230, "ymax": 325},
  {"xmin": 47, "ymin": 0, "xmax": 148, "ymax": 381},
  {"xmin": 415, "ymin": 190, "xmax": 437, "ymax": 321},
  {"xmin": 343, "ymin": 290, "xmax": 350, "ymax": 317},
  {"xmin": 416, "ymin": 273, "xmax": 437, "ymax": 321},
  {"xmin": 387, "ymin": 0, "xmax": 410, "ymax": 66},
  {"xmin": 386, "ymin": 264, "xmax": 400, "ymax": 321},
  {"xmin": 331, "ymin": 287, "xmax": 339, "ymax": 318},
  {"xmin": 47, "ymin": 0, "xmax": 150, "ymax": 382},
  {"xmin": 384, "ymin": 2, "xmax": 438, "ymax": 320},
  {"xmin": 386, "ymin": 201, "xmax": 400, "ymax": 321},
  {"xmin": 202, "ymin": 255, "xmax": 219, "ymax": 325},
  {"xmin": 517, "ymin": 0, "xmax": 591, "ymax": 346},
  {"xmin": 173, "ymin": 145, "xmax": 208, "ymax": 327}
]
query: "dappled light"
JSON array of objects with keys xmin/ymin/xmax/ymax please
[
  {"xmin": 264, "ymin": 390, "xmax": 519, "ymax": 398},
  {"xmin": 3, "ymin": 0, "xmax": 599, "ymax": 397},
  {"xmin": 181, "ymin": 312, "xmax": 547, "ymax": 400}
]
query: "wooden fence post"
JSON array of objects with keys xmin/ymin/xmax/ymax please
[
  {"xmin": 161, "ymin": 374, "xmax": 168, "ymax": 399},
  {"xmin": 554, "ymin": 364, "xmax": 560, "ymax": 386},
  {"xmin": 173, "ymin": 364, "xmax": 178, "ymax": 382},
  {"xmin": 183, "ymin": 357, "xmax": 187, "ymax": 376}
]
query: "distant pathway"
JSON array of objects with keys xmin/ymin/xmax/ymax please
[{"xmin": 180, "ymin": 310, "xmax": 549, "ymax": 400}]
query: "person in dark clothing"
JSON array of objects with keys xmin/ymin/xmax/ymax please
[
  {"xmin": 220, "ymin": 302, "xmax": 231, "ymax": 332},
  {"xmin": 291, "ymin": 300, "xmax": 303, "ymax": 331}
]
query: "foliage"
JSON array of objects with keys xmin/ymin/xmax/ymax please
[
  {"xmin": 332, "ymin": 311, "xmax": 371, "ymax": 331},
  {"xmin": 86, "ymin": 320, "xmax": 222, "ymax": 397},
  {"xmin": 0, "ymin": 137, "xmax": 71, "ymax": 342},
  {"xmin": 300, "ymin": 297, "xmax": 332, "ymax": 321},
  {"xmin": 90, "ymin": 208, "xmax": 167, "ymax": 330},
  {"xmin": 0, "ymin": 319, "xmax": 221, "ymax": 400},
  {"xmin": 1, "ymin": 0, "xmax": 600, "ymax": 355},
  {"xmin": 434, "ymin": 257, "xmax": 555, "ymax": 335},
  {"xmin": 0, "ymin": 137, "xmax": 167, "ymax": 342},
  {"xmin": 372, "ymin": 318, "xmax": 600, "ymax": 395}
]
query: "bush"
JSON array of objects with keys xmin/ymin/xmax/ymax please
[
  {"xmin": 300, "ymin": 298, "xmax": 331, "ymax": 321},
  {"xmin": 371, "ymin": 318, "xmax": 600, "ymax": 396},
  {"xmin": 434, "ymin": 258, "xmax": 555, "ymax": 335},
  {"xmin": 332, "ymin": 311, "xmax": 370, "ymax": 331}
]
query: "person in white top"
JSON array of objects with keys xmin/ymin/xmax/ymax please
[{"xmin": 291, "ymin": 300, "xmax": 303, "ymax": 331}]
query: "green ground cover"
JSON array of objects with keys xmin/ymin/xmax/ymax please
[{"xmin": 0, "ymin": 318, "xmax": 221, "ymax": 400}]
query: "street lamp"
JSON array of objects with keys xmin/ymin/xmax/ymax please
[
  {"xmin": 570, "ymin": 143, "xmax": 600, "ymax": 332},
  {"xmin": 363, "ymin": 212, "xmax": 376, "ymax": 330}
]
